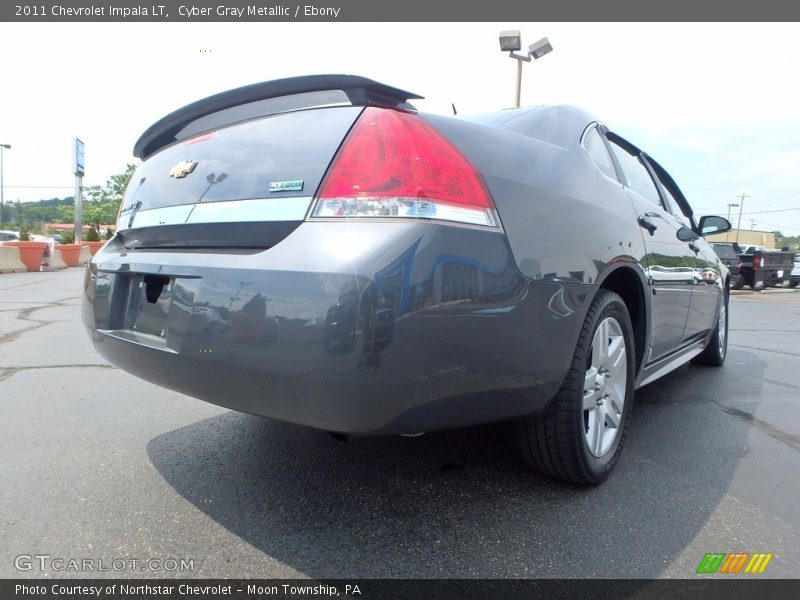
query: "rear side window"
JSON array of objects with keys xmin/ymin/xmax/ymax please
[
  {"xmin": 607, "ymin": 140, "xmax": 663, "ymax": 207},
  {"xmin": 582, "ymin": 127, "xmax": 617, "ymax": 181}
]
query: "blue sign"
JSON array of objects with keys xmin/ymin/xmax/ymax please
[{"xmin": 74, "ymin": 138, "xmax": 85, "ymax": 176}]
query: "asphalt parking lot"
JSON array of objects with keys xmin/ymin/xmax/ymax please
[{"xmin": 1, "ymin": 267, "xmax": 798, "ymax": 579}]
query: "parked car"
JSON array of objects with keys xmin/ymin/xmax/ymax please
[
  {"xmin": 710, "ymin": 243, "xmax": 743, "ymax": 289},
  {"xmin": 0, "ymin": 230, "xmax": 19, "ymax": 241},
  {"xmin": 29, "ymin": 234, "xmax": 59, "ymax": 243},
  {"xmin": 82, "ymin": 75, "xmax": 731, "ymax": 485},
  {"xmin": 790, "ymin": 254, "xmax": 800, "ymax": 289}
]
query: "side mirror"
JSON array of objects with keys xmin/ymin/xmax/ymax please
[
  {"xmin": 677, "ymin": 226, "xmax": 699, "ymax": 242},
  {"xmin": 698, "ymin": 215, "xmax": 732, "ymax": 236}
]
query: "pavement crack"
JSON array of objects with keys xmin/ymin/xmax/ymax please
[
  {"xmin": 729, "ymin": 329, "xmax": 800, "ymax": 333},
  {"xmin": 0, "ymin": 296, "xmax": 80, "ymax": 346},
  {"xmin": 710, "ymin": 399, "xmax": 800, "ymax": 454},
  {"xmin": 764, "ymin": 378, "xmax": 799, "ymax": 391},
  {"xmin": 1, "ymin": 280, "xmax": 53, "ymax": 290},
  {"xmin": 0, "ymin": 321, "xmax": 50, "ymax": 344},
  {"xmin": 0, "ymin": 363, "xmax": 115, "ymax": 383},
  {"xmin": 728, "ymin": 343, "xmax": 800, "ymax": 358}
]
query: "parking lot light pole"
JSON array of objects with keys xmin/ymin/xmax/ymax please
[
  {"xmin": 0, "ymin": 144, "xmax": 10, "ymax": 229},
  {"xmin": 498, "ymin": 31, "xmax": 553, "ymax": 108}
]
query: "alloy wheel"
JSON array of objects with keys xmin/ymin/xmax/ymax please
[{"xmin": 583, "ymin": 317, "xmax": 627, "ymax": 457}]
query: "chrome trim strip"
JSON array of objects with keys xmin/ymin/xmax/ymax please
[
  {"xmin": 98, "ymin": 330, "xmax": 178, "ymax": 354},
  {"xmin": 635, "ymin": 340, "xmax": 705, "ymax": 389},
  {"xmin": 119, "ymin": 205, "xmax": 194, "ymax": 230},
  {"xmin": 118, "ymin": 197, "xmax": 313, "ymax": 231}
]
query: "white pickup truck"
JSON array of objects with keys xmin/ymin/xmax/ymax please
[{"xmin": 790, "ymin": 253, "xmax": 800, "ymax": 288}]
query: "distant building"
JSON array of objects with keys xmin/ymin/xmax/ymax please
[
  {"xmin": 706, "ymin": 229, "xmax": 776, "ymax": 249},
  {"xmin": 45, "ymin": 223, "xmax": 115, "ymax": 236}
]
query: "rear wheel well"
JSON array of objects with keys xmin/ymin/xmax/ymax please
[{"xmin": 598, "ymin": 268, "xmax": 646, "ymax": 374}]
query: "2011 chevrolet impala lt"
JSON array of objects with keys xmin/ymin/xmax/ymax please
[{"xmin": 82, "ymin": 75, "xmax": 732, "ymax": 485}]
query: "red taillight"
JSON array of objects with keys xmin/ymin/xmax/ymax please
[
  {"xmin": 310, "ymin": 107, "xmax": 497, "ymax": 227},
  {"xmin": 753, "ymin": 256, "xmax": 761, "ymax": 268}
]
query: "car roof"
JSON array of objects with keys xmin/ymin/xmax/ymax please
[{"xmin": 460, "ymin": 105, "xmax": 598, "ymax": 148}]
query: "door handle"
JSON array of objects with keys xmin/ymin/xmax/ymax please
[{"xmin": 638, "ymin": 215, "xmax": 657, "ymax": 235}]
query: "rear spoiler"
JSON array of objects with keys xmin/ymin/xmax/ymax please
[{"xmin": 133, "ymin": 74, "xmax": 424, "ymax": 159}]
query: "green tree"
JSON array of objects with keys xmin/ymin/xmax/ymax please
[
  {"xmin": 56, "ymin": 204, "xmax": 74, "ymax": 223},
  {"xmin": 82, "ymin": 163, "xmax": 136, "ymax": 234},
  {"xmin": 18, "ymin": 197, "xmax": 73, "ymax": 226},
  {"xmin": 774, "ymin": 231, "xmax": 800, "ymax": 252},
  {"xmin": 84, "ymin": 163, "xmax": 136, "ymax": 206},
  {"xmin": 82, "ymin": 202, "xmax": 118, "ymax": 233}
]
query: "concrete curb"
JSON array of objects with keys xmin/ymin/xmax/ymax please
[
  {"xmin": 42, "ymin": 248, "xmax": 68, "ymax": 271},
  {"xmin": 0, "ymin": 245, "xmax": 27, "ymax": 273},
  {"xmin": 77, "ymin": 245, "xmax": 91, "ymax": 266}
]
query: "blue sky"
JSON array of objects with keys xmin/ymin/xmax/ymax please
[{"xmin": 1, "ymin": 22, "xmax": 798, "ymax": 235}]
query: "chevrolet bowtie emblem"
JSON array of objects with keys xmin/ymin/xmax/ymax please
[{"xmin": 169, "ymin": 160, "xmax": 197, "ymax": 178}]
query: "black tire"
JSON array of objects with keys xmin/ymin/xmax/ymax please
[
  {"xmin": 514, "ymin": 290, "xmax": 635, "ymax": 486},
  {"xmin": 789, "ymin": 280, "xmax": 798, "ymax": 289},
  {"xmin": 731, "ymin": 275, "xmax": 744, "ymax": 290},
  {"xmin": 692, "ymin": 288, "xmax": 728, "ymax": 367}
]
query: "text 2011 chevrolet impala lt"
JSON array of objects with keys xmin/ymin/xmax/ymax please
[{"xmin": 83, "ymin": 75, "xmax": 732, "ymax": 485}]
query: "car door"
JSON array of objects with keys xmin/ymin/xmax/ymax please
[
  {"xmin": 647, "ymin": 159, "xmax": 723, "ymax": 342},
  {"xmin": 604, "ymin": 132, "xmax": 695, "ymax": 362},
  {"xmin": 684, "ymin": 240, "xmax": 724, "ymax": 340}
]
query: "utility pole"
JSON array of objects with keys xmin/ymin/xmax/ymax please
[
  {"xmin": 734, "ymin": 193, "xmax": 749, "ymax": 244},
  {"xmin": 726, "ymin": 203, "xmax": 739, "ymax": 242}
]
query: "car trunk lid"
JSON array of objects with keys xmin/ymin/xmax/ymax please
[{"xmin": 117, "ymin": 105, "xmax": 364, "ymax": 249}]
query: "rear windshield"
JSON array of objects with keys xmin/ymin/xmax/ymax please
[{"xmin": 123, "ymin": 106, "xmax": 363, "ymax": 211}]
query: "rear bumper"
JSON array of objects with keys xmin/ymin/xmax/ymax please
[{"xmin": 83, "ymin": 222, "xmax": 590, "ymax": 434}]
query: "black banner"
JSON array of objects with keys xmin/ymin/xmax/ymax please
[
  {"xmin": 2, "ymin": 0, "xmax": 800, "ymax": 22},
  {"xmin": 2, "ymin": 579, "xmax": 800, "ymax": 600}
]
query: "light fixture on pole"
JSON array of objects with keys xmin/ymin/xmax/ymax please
[
  {"xmin": 498, "ymin": 31, "xmax": 553, "ymax": 108},
  {"xmin": 529, "ymin": 37, "xmax": 554, "ymax": 60},
  {"xmin": 0, "ymin": 143, "xmax": 10, "ymax": 229}
]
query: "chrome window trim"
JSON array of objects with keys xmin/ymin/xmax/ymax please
[
  {"xmin": 580, "ymin": 123, "xmax": 622, "ymax": 186},
  {"xmin": 117, "ymin": 196, "xmax": 313, "ymax": 231}
]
